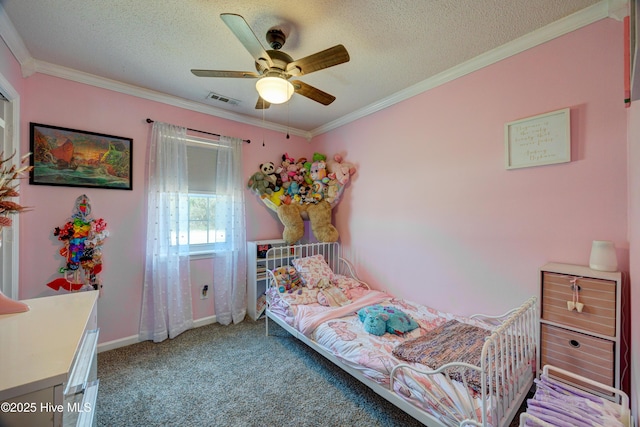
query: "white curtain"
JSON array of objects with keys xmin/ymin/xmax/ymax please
[
  {"xmin": 212, "ymin": 135, "xmax": 247, "ymax": 325},
  {"xmin": 139, "ymin": 122, "xmax": 194, "ymax": 342}
]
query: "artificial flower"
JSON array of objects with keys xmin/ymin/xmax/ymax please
[{"xmin": 0, "ymin": 152, "xmax": 32, "ymax": 227}]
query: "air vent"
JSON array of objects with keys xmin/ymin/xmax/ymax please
[{"xmin": 207, "ymin": 92, "xmax": 240, "ymax": 106}]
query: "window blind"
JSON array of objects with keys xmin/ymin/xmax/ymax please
[{"xmin": 187, "ymin": 144, "xmax": 218, "ymax": 194}]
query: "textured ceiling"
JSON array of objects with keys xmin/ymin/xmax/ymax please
[{"xmin": 0, "ymin": 0, "xmax": 610, "ymax": 136}]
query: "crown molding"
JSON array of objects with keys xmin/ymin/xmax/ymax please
[
  {"xmin": 0, "ymin": 2, "xmax": 615, "ymax": 140},
  {"xmin": 309, "ymin": 1, "xmax": 612, "ymax": 138},
  {"xmin": 0, "ymin": 6, "xmax": 33, "ymax": 75},
  {"xmin": 607, "ymin": 0, "xmax": 629, "ymax": 21},
  {"xmin": 32, "ymin": 60, "xmax": 312, "ymax": 139}
]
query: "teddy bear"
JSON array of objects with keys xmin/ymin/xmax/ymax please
[
  {"xmin": 276, "ymin": 199, "xmax": 338, "ymax": 244},
  {"xmin": 326, "ymin": 154, "xmax": 356, "ymax": 186},
  {"xmin": 357, "ymin": 305, "xmax": 419, "ymax": 336},
  {"xmin": 260, "ymin": 162, "xmax": 278, "ymax": 189},
  {"xmin": 324, "ymin": 179, "xmax": 341, "ymax": 206},
  {"xmin": 358, "ymin": 309, "xmax": 388, "ymax": 336},
  {"xmin": 247, "ymin": 171, "xmax": 272, "ymax": 195},
  {"xmin": 272, "ymin": 265, "xmax": 302, "ymax": 293},
  {"xmin": 310, "ymin": 160, "xmax": 328, "ymax": 182}
]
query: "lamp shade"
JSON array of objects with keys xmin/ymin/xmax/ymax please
[
  {"xmin": 589, "ymin": 240, "xmax": 618, "ymax": 272},
  {"xmin": 255, "ymin": 76, "xmax": 293, "ymax": 104}
]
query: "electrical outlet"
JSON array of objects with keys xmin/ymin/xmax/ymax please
[{"xmin": 200, "ymin": 284, "xmax": 209, "ymax": 300}]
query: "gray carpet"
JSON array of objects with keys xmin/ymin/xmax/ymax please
[{"xmin": 97, "ymin": 318, "xmax": 426, "ymax": 427}]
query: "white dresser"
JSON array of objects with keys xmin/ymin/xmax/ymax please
[{"xmin": 0, "ymin": 291, "xmax": 99, "ymax": 427}]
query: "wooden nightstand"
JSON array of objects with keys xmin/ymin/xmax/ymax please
[{"xmin": 538, "ymin": 263, "xmax": 622, "ymax": 395}]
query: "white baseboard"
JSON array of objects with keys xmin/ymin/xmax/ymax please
[
  {"xmin": 98, "ymin": 334, "xmax": 139, "ymax": 353},
  {"xmin": 98, "ymin": 315, "xmax": 218, "ymax": 353},
  {"xmin": 193, "ymin": 315, "xmax": 217, "ymax": 328}
]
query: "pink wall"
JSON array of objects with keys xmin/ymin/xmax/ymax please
[
  {"xmin": 314, "ymin": 19, "xmax": 628, "ymax": 317},
  {"xmin": 13, "ymin": 73, "xmax": 304, "ymax": 343}
]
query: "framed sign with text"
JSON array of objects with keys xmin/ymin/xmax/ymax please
[{"xmin": 504, "ymin": 108, "xmax": 570, "ymax": 170}]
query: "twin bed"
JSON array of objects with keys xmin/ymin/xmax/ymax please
[{"xmin": 263, "ymin": 242, "xmax": 538, "ymax": 427}]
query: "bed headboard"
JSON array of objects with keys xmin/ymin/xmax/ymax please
[
  {"xmin": 265, "ymin": 242, "xmax": 341, "ymax": 273},
  {"xmin": 265, "ymin": 241, "xmax": 366, "ymax": 289}
]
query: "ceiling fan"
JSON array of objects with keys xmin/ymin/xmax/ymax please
[{"xmin": 191, "ymin": 13, "xmax": 350, "ymax": 109}]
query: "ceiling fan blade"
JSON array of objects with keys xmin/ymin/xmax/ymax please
[
  {"xmin": 291, "ymin": 80, "xmax": 336, "ymax": 105},
  {"xmin": 286, "ymin": 45, "xmax": 350, "ymax": 76},
  {"xmin": 255, "ymin": 96, "xmax": 271, "ymax": 109},
  {"xmin": 191, "ymin": 69, "xmax": 260, "ymax": 78},
  {"xmin": 220, "ymin": 13, "xmax": 273, "ymax": 68}
]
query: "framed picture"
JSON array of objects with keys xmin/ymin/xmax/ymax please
[
  {"xmin": 504, "ymin": 108, "xmax": 571, "ymax": 170},
  {"xmin": 30, "ymin": 123, "xmax": 132, "ymax": 190}
]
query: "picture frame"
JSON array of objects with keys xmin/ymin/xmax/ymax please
[
  {"xmin": 30, "ymin": 123, "xmax": 132, "ymax": 190},
  {"xmin": 504, "ymin": 108, "xmax": 571, "ymax": 170}
]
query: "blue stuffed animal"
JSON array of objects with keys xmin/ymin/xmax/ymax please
[{"xmin": 357, "ymin": 305, "xmax": 419, "ymax": 336}]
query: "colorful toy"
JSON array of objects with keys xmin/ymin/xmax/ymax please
[
  {"xmin": 326, "ymin": 154, "xmax": 356, "ymax": 185},
  {"xmin": 310, "ymin": 160, "xmax": 327, "ymax": 182},
  {"xmin": 46, "ymin": 194, "xmax": 109, "ymax": 293},
  {"xmin": 268, "ymin": 187, "xmax": 285, "ymax": 207},
  {"xmin": 248, "ymin": 152, "xmax": 357, "ymax": 243},
  {"xmin": 357, "ymin": 305, "xmax": 419, "ymax": 336},
  {"xmin": 272, "ymin": 265, "xmax": 303, "ymax": 293},
  {"xmin": 260, "ymin": 162, "xmax": 280, "ymax": 191},
  {"xmin": 312, "ymin": 152, "xmax": 326, "ymax": 162},
  {"xmin": 247, "ymin": 171, "xmax": 272, "ymax": 195}
]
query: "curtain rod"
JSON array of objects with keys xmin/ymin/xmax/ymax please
[{"xmin": 145, "ymin": 118, "xmax": 250, "ymax": 144}]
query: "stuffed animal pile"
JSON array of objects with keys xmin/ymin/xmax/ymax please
[
  {"xmin": 272, "ymin": 265, "xmax": 303, "ymax": 294},
  {"xmin": 247, "ymin": 152, "xmax": 356, "ymax": 244}
]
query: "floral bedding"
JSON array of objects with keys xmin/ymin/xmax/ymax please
[{"xmin": 267, "ymin": 282, "xmax": 501, "ymax": 426}]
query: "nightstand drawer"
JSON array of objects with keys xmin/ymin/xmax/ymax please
[
  {"xmin": 540, "ymin": 324, "xmax": 614, "ymax": 388},
  {"xmin": 541, "ymin": 272, "xmax": 616, "ymax": 336}
]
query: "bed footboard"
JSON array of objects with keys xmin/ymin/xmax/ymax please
[{"xmin": 390, "ymin": 296, "xmax": 538, "ymax": 427}]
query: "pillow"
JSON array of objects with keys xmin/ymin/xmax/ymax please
[
  {"xmin": 279, "ymin": 288, "xmax": 319, "ymax": 305},
  {"xmin": 291, "ymin": 255, "xmax": 334, "ymax": 289}
]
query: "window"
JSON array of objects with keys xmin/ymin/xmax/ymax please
[
  {"xmin": 188, "ymin": 193, "xmax": 226, "ymax": 251},
  {"xmin": 185, "ymin": 137, "xmax": 226, "ymax": 255}
]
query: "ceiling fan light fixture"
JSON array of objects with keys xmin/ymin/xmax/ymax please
[{"xmin": 255, "ymin": 76, "xmax": 294, "ymax": 104}]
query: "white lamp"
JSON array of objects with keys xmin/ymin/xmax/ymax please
[
  {"xmin": 589, "ymin": 240, "xmax": 618, "ymax": 272},
  {"xmin": 255, "ymin": 76, "xmax": 294, "ymax": 104}
]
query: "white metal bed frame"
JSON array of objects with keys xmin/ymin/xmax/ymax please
[{"xmin": 264, "ymin": 242, "xmax": 537, "ymax": 427}]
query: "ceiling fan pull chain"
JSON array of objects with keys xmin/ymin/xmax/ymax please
[
  {"xmin": 262, "ymin": 107, "xmax": 266, "ymax": 147},
  {"xmin": 286, "ymin": 100, "xmax": 290, "ymax": 139}
]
